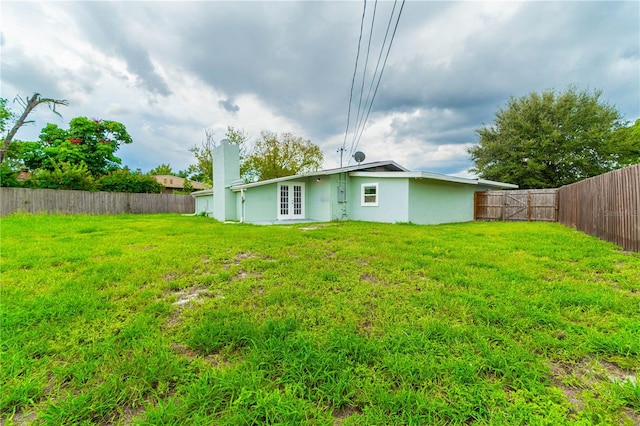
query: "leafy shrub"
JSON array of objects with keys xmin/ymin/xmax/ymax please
[
  {"xmin": 96, "ymin": 170, "xmax": 163, "ymax": 193},
  {"xmin": 0, "ymin": 163, "xmax": 20, "ymax": 187},
  {"xmin": 28, "ymin": 161, "xmax": 95, "ymax": 191}
]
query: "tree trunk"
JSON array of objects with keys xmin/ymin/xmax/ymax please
[{"xmin": 0, "ymin": 93, "xmax": 68, "ymax": 164}]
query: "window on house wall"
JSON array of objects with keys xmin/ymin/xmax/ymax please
[
  {"xmin": 361, "ymin": 183, "xmax": 379, "ymax": 206},
  {"xmin": 280, "ymin": 185, "xmax": 289, "ymax": 216}
]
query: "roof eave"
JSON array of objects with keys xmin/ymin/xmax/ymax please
[
  {"xmin": 229, "ymin": 160, "xmax": 409, "ymax": 190},
  {"xmin": 478, "ymin": 179, "xmax": 519, "ymax": 189}
]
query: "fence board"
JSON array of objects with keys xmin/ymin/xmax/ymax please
[
  {"xmin": 557, "ymin": 164, "xmax": 639, "ymax": 252},
  {"xmin": 0, "ymin": 188, "xmax": 195, "ymax": 216},
  {"xmin": 475, "ymin": 189, "xmax": 558, "ymax": 222}
]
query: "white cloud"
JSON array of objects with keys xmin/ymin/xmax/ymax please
[{"xmin": 1, "ymin": 0, "xmax": 638, "ymax": 178}]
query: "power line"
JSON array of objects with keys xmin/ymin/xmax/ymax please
[
  {"xmin": 350, "ymin": 0, "xmax": 406, "ymax": 161},
  {"xmin": 347, "ymin": 0, "xmax": 378, "ymax": 159},
  {"xmin": 349, "ymin": 0, "xmax": 398, "ymax": 161},
  {"xmin": 340, "ymin": 0, "xmax": 368, "ymax": 167}
]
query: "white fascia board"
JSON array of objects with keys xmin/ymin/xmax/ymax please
[
  {"xmin": 349, "ymin": 171, "xmax": 474, "ymax": 185},
  {"xmin": 349, "ymin": 171, "xmax": 417, "ymax": 178},
  {"xmin": 416, "ymin": 172, "xmax": 477, "ymax": 185},
  {"xmin": 349, "ymin": 171, "xmax": 518, "ymax": 188},
  {"xmin": 191, "ymin": 189, "xmax": 213, "ymax": 197},
  {"xmin": 478, "ymin": 179, "xmax": 519, "ymax": 189},
  {"xmin": 230, "ymin": 175, "xmax": 306, "ymax": 190}
]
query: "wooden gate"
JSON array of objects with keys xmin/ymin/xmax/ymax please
[
  {"xmin": 504, "ymin": 192, "xmax": 528, "ymax": 221},
  {"xmin": 475, "ymin": 189, "xmax": 558, "ymax": 222}
]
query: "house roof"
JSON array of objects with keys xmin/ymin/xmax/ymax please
[
  {"xmin": 152, "ymin": 175, "xmax": 210, "ymax": 190},
  {"xmin": 229, "ymin": 160, "xmax": 409, "ymax": 190},
  {"xmin": 191, "ymin": 160, "xmax": 517, "ymax": 196}
]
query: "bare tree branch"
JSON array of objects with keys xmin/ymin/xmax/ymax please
[{"xmin": 0, "ymin": 93, "xmax": 69, "ymax": 164}]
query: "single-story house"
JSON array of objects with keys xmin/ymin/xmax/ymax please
[
  {"xmin": 191, "ymin": 141, "xmax": 517, "ymax": 224},
  {"xmin": 152, "ymin": 175, "xmax": 210, "ymax": 194}
]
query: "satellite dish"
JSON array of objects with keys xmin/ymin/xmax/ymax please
[{"xmin": 353, "ymin": 151, "xmax": 366, "ymax": 163}]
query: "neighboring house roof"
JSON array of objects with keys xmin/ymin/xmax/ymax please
[
  {"xmin": 152, "ymin": 175, "xmax": 210, "ymax": 191},
  {"xmin": 229, "ymin": 160, "xmax": 409, "ymax": 190}
]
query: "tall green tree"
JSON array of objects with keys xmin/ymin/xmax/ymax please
[
  {"xmin": 187, "ymin": 126, "xmax": 248, "ymax": 184},
  {"xmin": 0, "ymin": 93, "xmax": 68, "ymax": 164},
  {"xmin": 243, "ymin": 131, "xmax": 323, "ymax": 181},
  {"xmin": 187, "ymin": 128, "xmax": 215, "ymax": 185},
  {"xmin": 148, "ymin": 163, "xmax": 175, "ymax": 175},
  {"xmin": 35, "ymin": 117, "xmax": 133, "ymax": 177},
  {"xmin": 607, "ymin": 119, "xmax": 640, "ymax": 166},
  {"xmin": 0, "ymin": 98, "xmax": 15, "ymax": 134},
  {"xmin": 468, "ymin": 87, "xmax": 632, "ymax": 188}
]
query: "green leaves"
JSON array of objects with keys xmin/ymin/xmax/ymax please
[
  {"xmin": 469, "ymin": 87, "xmax": 632, "ymax": 188},
  {"xmin": 37, "ymin": 117, "xmax": 132, "ymax": 177},
  {"xmin": 243, "ymin": 131, "xmax": 324, "ymax": 182},
  {"xmin": 95, "ymin": 170, "xmax": 163, "ymax": 193}
]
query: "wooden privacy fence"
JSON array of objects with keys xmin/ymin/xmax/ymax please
[
  {"xmin": 474, "ymin": 189, "xmax": 558, "ymax": 222},
  {"xmin": 557, "ymin": 164, "xmax": 639, "ymax": 252},
  {"xmin": 0, "ymin": 187, "xmax": 195, "ymax": 216}
]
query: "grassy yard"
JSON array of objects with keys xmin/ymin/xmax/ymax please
[{"xmin": 1, "ymin": 214, "xmax": 639, "ymax": 425}]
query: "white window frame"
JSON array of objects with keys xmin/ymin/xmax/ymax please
[{"xmin": 361, "ymin": 182, "xmax": 379, "ymax": 206}]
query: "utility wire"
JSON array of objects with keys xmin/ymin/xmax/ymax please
[
  {"xmin": 350, "ymin": 0, "xmax": 398, "ymax": 161},
  {"xmin": 347, "ymin": 0, "xmax": 378, "ymax": 159},
  {"xmin": 350, "ymin": 0, "xmax": 405, "ymax": 161},
  {"xmin": 341, "ymin": 0, "xmax": 368, "ymax": 167}
]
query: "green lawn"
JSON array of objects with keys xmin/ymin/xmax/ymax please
[{"xmin": 1, "ymin": 214, "xmax": 639, "ymax": 425}]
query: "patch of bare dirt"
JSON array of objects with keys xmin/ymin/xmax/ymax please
[
  {"xmin": 547, "ymin": 358, "xmax": 638, "ymax": 416},
  {"xmin": 600, "ymin": 360, "xmax": 637, "ymax": 386},
  {"xmin": 546, "ymin": 362, "xmax": 586, "ymax": 413},
  {"xmin": 623, "ymin": 407, "xmax": 640, "ymax": 425},
  {"xmin": 172, "ymin": 286, "xmax": 210, "ymax": 306},
  {"xmin": 1, "ymin": 410, "xmax": 38, "ymax": 425},
  {"xmin": 171, "ymin": 344, "xmax": 233, "ymax": 368},
  {"xmin": 360, "ymin": 273, "xmax": 377, "ymax": 284},
  {"xmin": 300, "ymin": 224, "xmax": 332, "ymax": 231},
  {"xmin": 163, "ymin": 272, "xmax": 180, "ymax": 283},
  {"xmin": 165, "ymin": 286, "xmax": 215, "ymax": 326},
  {"xmin": 229, "ymin": 268, "xmax": 264, "ymax": 282},
  {"xmin": 358, "ymin": 320, "xmax": 373, "ymax": 336},
  {"xmin": 332, "ymin": 406, "xmax": 363, "ymax": 425},
  {"xmin": 111, "ymin": 405, "xmax": 146, "ymax": 425},
  {"xmin": 128, "ymin": 244, "xmax": 157, "ymax": 251},
  {"xmin": 233, "ymin": 252, "xmax": 256, "ymax": 263}
]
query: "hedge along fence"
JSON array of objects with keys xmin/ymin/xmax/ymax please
[
  {"xmin": 557, "ymin": 164, "xmax": 639, "ymax": 252},
  {"xmin": 0, "ymin": 187, "xmax": 195, "ymax": 216}
]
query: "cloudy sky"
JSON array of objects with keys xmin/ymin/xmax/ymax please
[{"xmin": 1, "ymin": 1, "xmax": 638, "ymax": 178}]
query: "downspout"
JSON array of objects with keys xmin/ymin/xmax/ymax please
[
  {"xmin": 340, "ymin": 172, "xmax": 348, "ymax": 221},
  {"xmin": 240, "ymin": 188, "xmax": 245, "ymax": 223}
]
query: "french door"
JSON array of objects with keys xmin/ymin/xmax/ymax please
[{"xmin": 277, "ymin": 182, "xmax": 305, "ymax": 220}]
